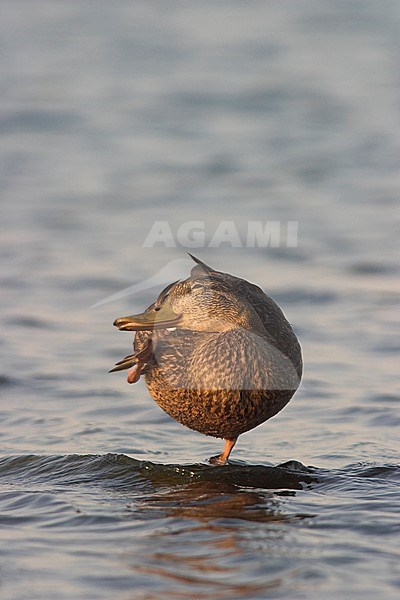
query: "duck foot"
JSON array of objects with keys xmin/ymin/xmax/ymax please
[
  {"xmin": 209, "ymin": 454, "xmax": 228, "ymax": 466},
  {"xmin": 209, "ymin": 437, "xmax": 237, "ymax": 466}
]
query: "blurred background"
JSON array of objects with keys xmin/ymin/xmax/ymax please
[
  {"xmin": 0, "ymin": 2, "xmax": 399, "ymax": 599},
  {"xmin": 1, "ymin": 0, "xmax": 398, "ymax": 458}
]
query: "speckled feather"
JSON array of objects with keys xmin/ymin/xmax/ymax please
[{"xmin": 124, "ymin": 260, "xmax": 302, "ymax": 441}]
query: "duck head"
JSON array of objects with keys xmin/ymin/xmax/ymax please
[{"xmin": 113, "ymin": 256, "xmax": 264, "ymax": 335}]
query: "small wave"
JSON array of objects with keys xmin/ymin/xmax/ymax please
[
  {"xmin": 1, "ymin": 454, "xmax": 398, "ymax": 497},
  {"xmin": 0, "ymin": 455, "xmax": 398, "ymax": 532},
  {"xmin": 0, "ymin": 454, "xmax": 318, "ymax": 491},
  {"xmin": 0, "ymin": 454, "xmax": 146, "ymax": 490}
]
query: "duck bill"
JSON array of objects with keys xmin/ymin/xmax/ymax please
[{"xmin": 113, "ymin": 305, "xmax": 182, "ymax": 331}]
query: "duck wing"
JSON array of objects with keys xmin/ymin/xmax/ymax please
[{"xmin": 210, "ymin": 270, "xmax": 303, "ymax": 379}]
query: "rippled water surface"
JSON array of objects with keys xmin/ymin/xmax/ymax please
[{"xmin": 1, "ymin": 1, "xmax": 399, "ymax": 599}]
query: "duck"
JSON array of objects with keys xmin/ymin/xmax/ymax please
[{"xmin": 110, "ymin": 255, "xmax": 302, "ymax": 464}]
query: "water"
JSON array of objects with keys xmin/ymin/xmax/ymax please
[{"xmin": 1, "ymin": 1, "xmax": 399, "ymax": 598}]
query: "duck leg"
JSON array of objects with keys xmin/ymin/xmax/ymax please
[{"xmin": 209, "ymin": 437, "xmax": 237, "ymax": 465}]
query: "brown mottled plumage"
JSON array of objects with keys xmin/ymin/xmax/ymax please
[{"xmin": 111, "ymin": 255, "xmax": 302, "ymax": 464}]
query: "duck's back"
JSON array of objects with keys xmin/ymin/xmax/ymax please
[{"xmin": 210, "ymin": 272, "xmax": 303, "ymax": 380}]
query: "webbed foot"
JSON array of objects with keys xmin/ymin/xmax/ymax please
[{"xmin": 209, "ymin": 454, "xmax": 228, "ymax": 466}]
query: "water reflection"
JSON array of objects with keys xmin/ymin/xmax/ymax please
[
  {"xmin": 124, "ymin": 478, "xmax": 313, "ymax": 599},
  {"xmin": 141, "ymin": 480, "xmax": 295, "ymax": 522}
]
